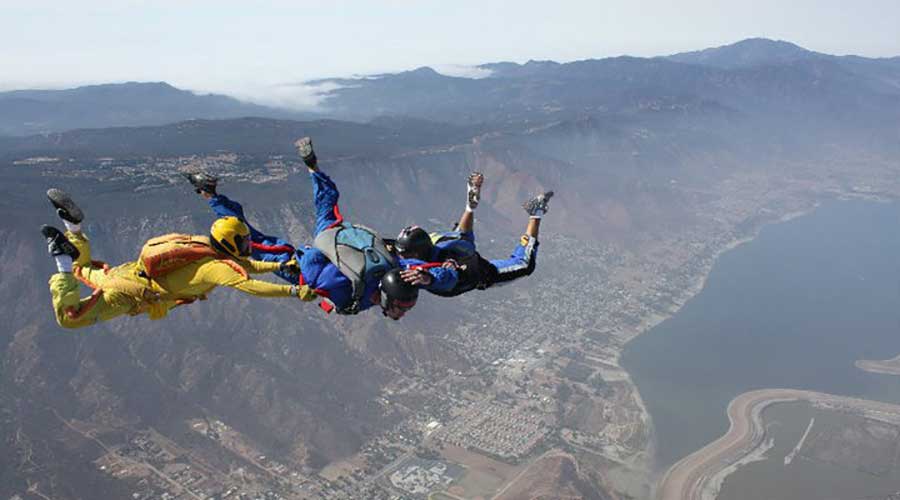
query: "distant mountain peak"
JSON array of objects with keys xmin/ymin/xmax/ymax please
[
  {"xmin": 667, "ymin": 37, "xmax": 817, "ymax": 69},
  {"xmin": 77, "ymin": 81, "xmax": 180, "ymax": 92},
  {"xmin": 475, "ymin": 59, "xmax": 561, "ymax": 79},
  {"xmin": 404, "ymin": 66, "xmax": 442, "ymax": 77},
  {"xmin": 730, "ymin": 37, "xmax": 808, "ymax": 50},
  {"xmin": 524, "ymin": 59, "xmax": 559, "ymax": 66}
]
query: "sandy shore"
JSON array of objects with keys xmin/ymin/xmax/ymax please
[
  {"xmin": 655, "ymin": 389, "xmax": 900, "ymax": 500},
  {"xmin": 855, "ymin": 354, "xmax": 900, "ymax": 376}
]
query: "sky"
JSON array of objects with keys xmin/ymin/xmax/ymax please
[{"xmin": 2, "ymin": 0, "xmax": 899, "ymax": 108}]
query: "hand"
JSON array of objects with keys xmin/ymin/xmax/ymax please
[
  {"xmin": 280, "ymin": 259, "xmax": 300, "ymax": 274},
  {"xmin": 441, "ymin": 259, "xmax": 459, "ymax": 270},
  {"xmin": 400, "ymin": 268, "xmax": 433, "ymax": 286},
  {"xmin": 292, "ymin": 284, "xmax": 318, "ymax": 301}
]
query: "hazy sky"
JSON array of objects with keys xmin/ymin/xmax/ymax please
[{"xmin": 2, "ymin": 0, "xmax": 898, "ymax": 107}]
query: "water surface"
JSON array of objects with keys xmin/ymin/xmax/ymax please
[{"xmin": 622, "ymin": 200, "xmax": 900, "ymax": 467}]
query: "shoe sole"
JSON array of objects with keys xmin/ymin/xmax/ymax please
[
  {"xmin": 183, "ymin": 173, "xmax": 218, "ymax": 193},
  {"xmin": 467, "ymin": 173, "xmax": 483, "ymax": 208},
  {"xmin": 41, "ymin": 224, "xmax": 63, "ymax": 239},
  {"xmin": 41, "ymin": 224, "xmax": 80, "ymax": 259},
  {"xmin": 296, "ymin": 137, "xmax": 318, "ymax": 167},
  {"xmin": 47, "ymin": 188, "xmax": 84, "ymax": 224},
  {"xmin": 296, "ymin": 137, "xmax": 314, "ymax": 158},
  {"xmin": 523, "ymin": 191, "xmax": 554, "ymax": 215}
]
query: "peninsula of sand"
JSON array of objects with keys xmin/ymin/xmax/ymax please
[
  {"xmin": 655, "ymin": 389, "xmax": 900, "ymax": 500},
  {"xmin": 856, "ymin": 354, "xmax": 900, "ymax": 376}
]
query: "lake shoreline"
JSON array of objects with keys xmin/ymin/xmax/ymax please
[
  {"xmin": 655, "ymin": 389, "xmax": 900, "ymax": 500},
  {"xmin": 615, "ymin": 194, "xmax": 900, "ymax": 495},
  {"xmin": 855, "ymin": 354, "xmax": 900, "ymax": 376}
]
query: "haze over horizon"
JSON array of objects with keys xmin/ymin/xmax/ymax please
[{"xmin": 3, "ymin": 0, "xmax": 900, "ymax": 109}]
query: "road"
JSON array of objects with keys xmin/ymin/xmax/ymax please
[{"xmin": 51, "ymin": 410, "xmax": 205, "ymax": 500}]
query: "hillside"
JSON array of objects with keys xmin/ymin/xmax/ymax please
[{"xmin": 0, "ymin": 82, "xmax": 314, "ymax": 136}]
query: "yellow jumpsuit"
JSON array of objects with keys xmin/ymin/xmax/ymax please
[{"xmin": 48, "ymin": 231, "xmax": 294, "ymax": 329}]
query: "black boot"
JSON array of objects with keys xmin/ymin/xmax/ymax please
[
  {"xmin": 183, "ymin": 172, "xmax": 218, "ymax": 195},
  {"xmin": 47, "ymin": 188, "xmax": 84, "ymax": 224},
  {"xmin": 41, "ymin": 225, "xmax": 80, "ymax": 261}
]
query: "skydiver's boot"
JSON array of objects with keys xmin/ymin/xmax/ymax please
[
  {"xmin": 47, "ymin": 188, "xmax": 84, "ymax": 225},
  {"xmin": 522, "ymin": 191, "xmax": 554, "ymax": 219},
  {"xmin": 47, "ymin": 188, "xmax": 86, "ymax": 235},
  {"xmin": 294, "ymin": 137, "xmax": 318, "ymax": 169},
  {"xmin": 41, "ymin": 225, "xmax": 80, "ymax": 273},
  {"xmin": 466, "ymin": 171, "xmax": 484, "ymax": 211},
  {"xmin": 183, "ymin": 172, "xmax": 218, "ymax": 196}
]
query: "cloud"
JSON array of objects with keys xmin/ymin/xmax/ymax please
[
  {"xmin": 216, "ymin": 81, "xmax": 345, "ymax": 111},
  {"xmin": 432, "ymin": 64, "xmax": 494, "ymax": 79}
]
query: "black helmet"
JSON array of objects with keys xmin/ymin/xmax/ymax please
[
  {"xmin": 380, "ymin": 268, "xmax": 419, "ymax": 311},
  {"xmin": 395, "ymin": 225, "xmax": 433, "ymax": 260}
]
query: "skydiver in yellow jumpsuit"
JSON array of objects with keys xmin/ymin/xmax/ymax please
[{"xmin": 41, "ymin": 188, "xmax": 317, "ymax": 329}]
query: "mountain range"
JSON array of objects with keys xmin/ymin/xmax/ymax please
[
  {"xmin": 0, "ymin": 81, "xmax": 317, "ymax": 136},
  {"xmin": 3, "ymin": 38, "xmax": 900, "ymax": 138},
  {"xmin": 313, "ymin": 38, "xmax": 900, "ymax": 127}
]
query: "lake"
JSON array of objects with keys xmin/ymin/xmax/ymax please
[{"xmin": 621, "ymin": 200, "xmax": 900, "ymax": 468}]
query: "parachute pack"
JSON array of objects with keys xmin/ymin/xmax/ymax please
[
  {"xmin": 137, "ymin": 234, "xmax": 221, "ymax": 278},
  {"xmin": 314, "ymin": 223, "xmax": 397, "ymax": 314}
]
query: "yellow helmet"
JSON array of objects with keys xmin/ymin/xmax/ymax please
[{"xmin": 210, "ymin": 216, "xmax": 251, "ymax": 258}]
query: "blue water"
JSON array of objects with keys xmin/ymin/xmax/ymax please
[{"xmin": 621, "ymin": 200, "xmax": 900, "ymax": 468}]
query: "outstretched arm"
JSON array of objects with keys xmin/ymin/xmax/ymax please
[
  {"xmin": 244, "ymin": 259, "xmax": 283, "ymax": 275},
  {"xmin": 199, "ymin": 261, "xmax": 313, "ymax": 299},
  {"xmin": 400, "ymin": 265, "xmax": 458, "ymax": 293}
]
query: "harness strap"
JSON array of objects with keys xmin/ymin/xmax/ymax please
[
  {"xmin": 220, "ymin": 259, "xmax": 249, "ymax": 280},
  {"xmin": 409, "ymin": 262, "xmax": 444, "ymax": 270},
  {"xmin": 251, "ymin": 242, "xmax": 295, "ymax": 254},
  {"xmin": 297, "ymin": 270, "xmax": 335, "ymax": 314},
  {"xmin": 326, "ymin": 204, "xmax": 345, "ymax": 230}
]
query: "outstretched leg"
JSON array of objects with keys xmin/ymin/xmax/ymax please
[
  {"xmin": 484, "ymin": 191, "xmax": 554, "ymax": 287},
  {"xmin": 486, "ymin": 234, "xmax": 539, "ymax": 287},
  {"xmin": 295, "ymin": 137, "xmax": 344, "ymax": 236},
  {"xmin": 522, "ymin": 190, "xmax": 552, "ymax": 238},
  {"xmin": 43, "ymin": 191, "xmax": 140, "ymax": 329}
]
